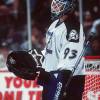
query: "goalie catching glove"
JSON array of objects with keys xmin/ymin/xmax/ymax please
[{"xmin": 6, "ymin": 51, "xmax": 39, "ymax": 80}]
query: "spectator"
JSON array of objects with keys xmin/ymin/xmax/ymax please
[
  {"xmin": 20, "ymin": 23, "xmax": 45, "ymax": 50},
  {"xmin": 85, "ymin": 19, "xmax": 100, "ymax": 56},
  {"xmin": 83, "ymin": 11, "xmax": 93, "ymax": 36},
  {"xmin": 83, "ymin": 0, "xmax": 100, "ymax": 19},
  {"xmin": 90, "ymin": 19, "xmax": 100, "ymax": 36},
  {"xmin": 0, "ymin": 42, "xmax": 9, "ymax": 68},
  {"xmin": 0, "ymin": 0, "xmax": 19, "ymax": 43},
  {"xmin": 32, "ymin": 0, "xmax": 51, "ymax": 29}
]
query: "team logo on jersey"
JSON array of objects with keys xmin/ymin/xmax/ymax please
[{"xmin": 66, "ymin": 29, "xmax": 79, "ymax": 42}]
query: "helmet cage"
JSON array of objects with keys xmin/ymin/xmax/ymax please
[
  {"xmin": 51, "ymin": 0, "xmax": 74, "ymax": 20},
  {"xmin": 51, "ymin": 0, "xmax": 67, "ymax": 15}
]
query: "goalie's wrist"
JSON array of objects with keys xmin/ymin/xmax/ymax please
[{"xmin": 36, "ymin": 67, "xmax": 51, "ymax": 85}]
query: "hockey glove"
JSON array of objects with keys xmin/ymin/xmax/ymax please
[{"xmin": 6, "ymin": 51, "xmax": 38, "ymax": 80}]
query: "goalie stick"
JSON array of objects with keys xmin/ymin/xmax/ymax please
[{"xmin": 63, "ymin": 0, "xmax": 87, "ymax": 96}]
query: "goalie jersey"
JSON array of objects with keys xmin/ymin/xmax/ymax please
[{"xmin": 42, "ymin": 19, "xmax": 85, "ymax": 75}]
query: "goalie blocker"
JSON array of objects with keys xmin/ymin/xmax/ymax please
[{"xmin": 6, "ymin": 51, "xmax": 50, "ymax": 81}]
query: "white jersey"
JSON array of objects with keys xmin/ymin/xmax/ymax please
[{"xmin": 42, "ymin": 19, "xmax": 85, "ymax": 75}]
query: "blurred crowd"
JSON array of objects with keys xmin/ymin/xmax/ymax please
[{"xmin": 0, "ymin": 0, "xmax": 100, "ymax": 68}]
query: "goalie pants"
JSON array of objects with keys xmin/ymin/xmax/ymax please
[{"xmin": 37, "ymin": 70, "xmax": 85, "ymax": 100}]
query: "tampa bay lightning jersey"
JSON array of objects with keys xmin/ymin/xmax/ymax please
[{"xmin": 42, "ymin": 19, "xmax": 85, "ymax": 75}]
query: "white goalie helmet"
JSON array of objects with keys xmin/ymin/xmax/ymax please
[{"xmin": 51, "ymin": 0, "xmax": 75, "ymax": 20}]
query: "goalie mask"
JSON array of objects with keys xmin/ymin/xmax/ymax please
[
  {"xmin": 51, "ymin": 0, "xmax": 75, "ymax": 20},
  {"xmin": 6, "ymin": 51, "xmax": 38, "ymax": 80}
]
